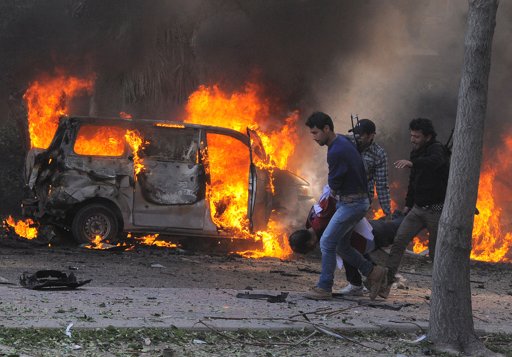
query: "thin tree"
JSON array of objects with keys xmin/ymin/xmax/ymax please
[{"xmin": 429, "ymin": 0, "xmax": 499, "ymax": 355}]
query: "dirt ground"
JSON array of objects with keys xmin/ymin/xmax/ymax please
[{"xmin": 1, "ymin": 232, "xmax": 511, "ymax": 356}]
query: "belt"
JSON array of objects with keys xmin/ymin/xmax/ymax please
[
  {"xmin": 418, "ymin": 203, "xmax": 444, "ymax": 212},
  {"xmin": 331, "ymin": 192, "xmax": 368, "ymax": 203}
]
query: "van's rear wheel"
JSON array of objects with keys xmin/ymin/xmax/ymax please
[{"xmin": 71, "ymin": 204, "xmax": 119, "ymax": 244}]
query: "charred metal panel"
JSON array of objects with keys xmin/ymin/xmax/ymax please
[
  {"xmin": 64, "ymin": 156, "xmax": 132, "ymax": 178},
  {"xmin": 132, "ymin": 182, "xmax": 207, "ymax": 229},
  {"xmin": 139, "ymin": 163, "xmax": 201, "ymax": 205}
]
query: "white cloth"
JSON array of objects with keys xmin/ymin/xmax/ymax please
[{"xmin": 313, "ymin": 185, "xmax": 331, "ymax": 214}]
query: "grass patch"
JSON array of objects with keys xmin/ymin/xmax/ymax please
[{"xmin": 0, "ymin": 327, "xmax": 509, "ymax": 356}]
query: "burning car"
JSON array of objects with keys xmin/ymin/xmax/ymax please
[{"xmin": 22, "ymin": 116, "xmax": 313, "ymax": 244}]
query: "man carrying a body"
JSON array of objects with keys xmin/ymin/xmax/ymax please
[
  {"xmin": 288, "ymin": 186, "xmax": 404, "ymax": 289},
  {"xmin": 304, "ymin": 112, "xmax": 387, "ymax": 300}
]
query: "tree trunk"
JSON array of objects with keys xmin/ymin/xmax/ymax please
[{"xmin": 428, "ymin": 0, "xmax": 498, "ymax": 355}]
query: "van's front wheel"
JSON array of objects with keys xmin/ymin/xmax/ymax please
[{"xmin": 71, "ymin": 204, "xmax": 119, "ymax": 244}]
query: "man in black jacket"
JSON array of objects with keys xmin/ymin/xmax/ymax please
[{"xmin": 380, "ymin": 118, "xmax": 449, "ymax": 298}]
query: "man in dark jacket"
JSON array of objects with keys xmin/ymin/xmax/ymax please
[{"xmin": 380, "ymin": 118, "xmax": 449, "ymax": 298}]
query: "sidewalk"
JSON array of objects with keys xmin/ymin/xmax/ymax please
[{"xmin": 1, "ymin": 284, "xmax": 510, "ymax": 335}]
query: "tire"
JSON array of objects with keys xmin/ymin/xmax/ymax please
[{"xmin": 71, "ymin": 204, "xmax": 119, "ymax": 244}]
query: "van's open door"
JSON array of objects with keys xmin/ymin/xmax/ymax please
[{"xmin": 247, "ymin": 128, "xmax": 273, "ymax": 232}]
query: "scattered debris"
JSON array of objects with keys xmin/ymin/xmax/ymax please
[
  {"xmin": 297, "ymin": 266, "xmax": 321, "ymax": 274},
  {"xmin": 332, "ymin": 295, "xmax": 414, "ymax": 311},
  {"xmin": 236, "ymin": 291, "xmax": 288, "ymax": 303},
  {"xmin": 150, "ymin": 263, "xmax": 166, "ymax": 268},
  {"xmin": 192, "ymin": 339, "xmax": 207, "ymax": 344},
  {"xmin": 270, "ymin": 270, "xmax": 301, "ymax": 277},
  {"xmin": 162, "ymin": 348, "xmax": 176, "ymax": 357},
  {"xmin": 19, "ymin": 270, "xmax": 91, "ymax": 290},
  {"xmin": 65, "ymin": 323, "xmax": 73, "ymax": 338},
  {"xmin": 0, "ymin": 276, "xmax": 14, "ymax": 285},
  {"xmin": 399, "ymin": 334, "xmax": 427, "ymax": 344}
]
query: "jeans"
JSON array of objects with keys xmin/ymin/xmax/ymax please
[
  {"xmin": 386, "ymin": 205, "xmax": 441, "ymax": 283},
  {"xmin": 317, "ymin": 198, "xmax": 370, "ymax": 291}
]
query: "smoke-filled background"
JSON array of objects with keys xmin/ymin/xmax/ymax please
[{"xmin": 0, "ymin": 0, "xmax": 511, "ymax": 217}]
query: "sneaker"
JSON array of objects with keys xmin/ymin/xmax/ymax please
[
  {"xmin": 304, "ymin": 286, "xmax": 332, "ymax": 300},
  {"xmin": 366, "ymin": 265, "xmax": 387, "ymax": 300},
  {"xmin": 338, "ymin": 283, "xmax": 364, "ymax": 296}
]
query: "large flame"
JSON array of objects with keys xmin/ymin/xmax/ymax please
[
  {"xmin": 23, "ymin": 72, "xmax": 94, "ymax": 149},
  {"xmin": 184, "ymin": 83, "xmax": 297, "ymax": 258},
  {"xmin": 185, "ymin": 84, "xmax": 298, "ymax": 169},
  {"xmin": 205, "ymin": 133, "xmax": 251, "ymax": 232},
  {"xmin": 470, "ymin": 135, "xmax": 512, "ymax": 262}
]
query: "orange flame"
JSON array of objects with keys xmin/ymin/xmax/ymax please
[
  {"xmin": 74, "ymin": 125, "xmax": 126, "ymax": 156},
  {"xmin": 84, "ymin": 235, "xmax": 110, "ymax": 250},
  {"xmin": 185, "ymin": 83, "xmax": 298, "ymax": 170},
  {"xmin": 125, "ymin": 129, "xmax": 147, "ymax": 177},
  {"xmin": 239, "ymin": 219, "xmax": 292, "ymax": 258},
  {"xmin": 23, "ymin": 72, "xmax": 94, "ymax": 149},
  {"xmin": 135, "ymin": 234, "xmax": 178, "ymax": 248},
  {"xmin": 370, "ymin": 188, "xmax": 399, "ymax": 220},
  {"xmin": 470, "ymin": 136, "xmax": 512, "ymax": 262},
  {"xmin": 412, "ymin": 236, "xmax": 429, "ymax": 254},
  {"xmin": 205, "ymin": 133, "xmax": 251, "ymax": 232},
  {"xmin": 3, "ymin": 216, "xmax": 38, "ymax": 239},
  {"xmin": 184, "ymin": 83, "xmax": 298, "ymax": 258},
  {"xmin": 155, "ymin": 123, "xmax": 185, "ymax": 129}
]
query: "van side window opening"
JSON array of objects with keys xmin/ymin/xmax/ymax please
[
  {"xmin": 73, "ymin": 125, "xmax": 126, "ymax": 157},
  {"xmin": 141, "ymin": 127, "xmax": 198, "ymax": 163}
]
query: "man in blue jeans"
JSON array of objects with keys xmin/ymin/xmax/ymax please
[{"xmin": 305, "ymin": 112, "xmax": 387, "ymax": 300}]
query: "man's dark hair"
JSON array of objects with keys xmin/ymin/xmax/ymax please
[
  {"xmin": 409, "ymin": 118, "xmax": 437, "ymax": 139},
  {"xmin": 288, "ymin": 229, "xmax": 315, "ymax": 254},
  {"xmin": 305, "ymin": 112, "xmax": 334, "ymax": 131}
]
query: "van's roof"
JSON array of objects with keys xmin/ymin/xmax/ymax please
[{"xmin": 64, "ymin": 116, "xmax": 251, "ymax": 144}]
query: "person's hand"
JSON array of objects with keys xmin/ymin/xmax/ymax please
[{"xmin": 394, "ymin": 159, "xmax": 413, "ymax": 169}]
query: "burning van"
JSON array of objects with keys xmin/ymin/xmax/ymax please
[{"xmin": 22, "ymin": 116, "xmax": 313, "ymax": 243}]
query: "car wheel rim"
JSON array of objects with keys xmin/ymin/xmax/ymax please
[{"xmin": 83, "ymin": 213, "xmax": 111, "ymax": 240}]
